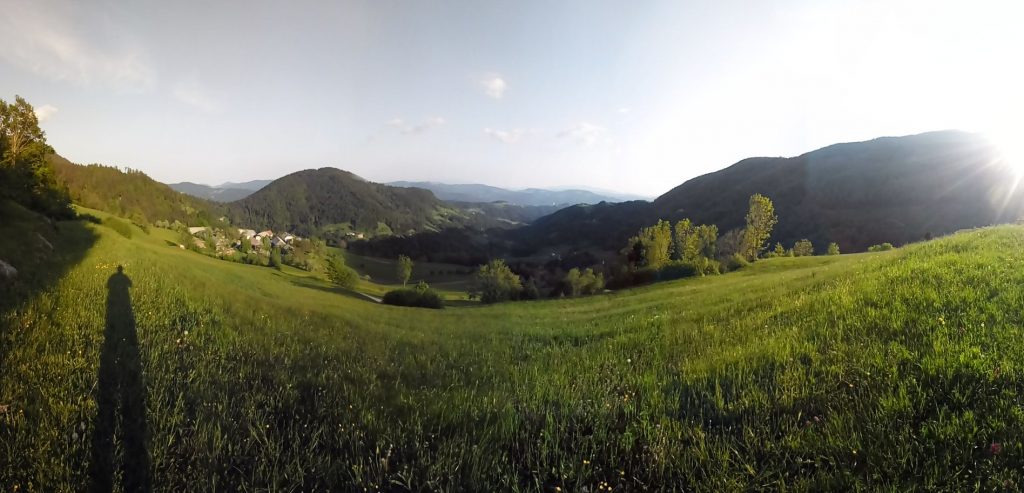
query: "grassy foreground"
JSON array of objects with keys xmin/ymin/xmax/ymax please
[{"xmin": 2, "ymin": 212, "xmax": 1024, "ymax": 491}]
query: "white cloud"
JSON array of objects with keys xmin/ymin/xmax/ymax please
[
  {"xmin": 484, "ymin": 127, "xmax": 527, "ymax": 144},
  {"xmin": 558, "ymin": 122, "xmax": 608, "ymax": 146},
  {"xmin": 386, "ymin": 116, "xmax": 446, "ymax": 135},
  {"xmin": 479, "ymin": 74, "xmax": 507, "ymax": 99},
  {"xmin": 172, "ymin": 77, "xmax": 221, "ymax": 113},
  {"xmin": 0, "ymin": 2, "xmax": 155, "ymax": 91},
  {"xmin": 34, "ymin": 104, "xmax": 58, "ymax": 122},
  {"xmin": 618, "ymin": 107, "xmax": 631, "ymax": 114}
]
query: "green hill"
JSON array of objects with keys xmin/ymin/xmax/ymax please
[
  {"xmin": 49, "ymin": 155, "xmax": 223, "ymax": 225},
  {"xmin": 3, "ymin": 205, "xmax": 1024, "ymax": 489},
  {"xmin": 515, "ymin": 131, "xmax": 1022, "ymax": 254},
  {"xmin": 225, "ymin": 167, "xmax": 466, "ymax": 237}
]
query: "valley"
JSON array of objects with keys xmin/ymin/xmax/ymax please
[{"xmin": 3, "ymin": 197, "xmax": 1023, "ymax": 490}]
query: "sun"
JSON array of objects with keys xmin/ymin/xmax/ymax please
[{"xmin": 987, "ymin": 126, "xmax": 1024, "ymax": 175}]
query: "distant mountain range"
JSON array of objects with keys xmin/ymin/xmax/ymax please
[
  {"xmin": 512, "ymin": 130, "xmax": 1022, "ymax": 255},
  {"xmin": 168, "ymin": 177, "xmax": 644, "ymax": 208},
  {"xmin": 387, "ymin": 181, "xmax": 648, "ymax": 206},
  {"xmin": 167, "ymin": 180, "xmax": 272, "ymax": 202},
  {"xmin": 54, "ymin": 130, "xmax": 1024, "ymax": 262}
]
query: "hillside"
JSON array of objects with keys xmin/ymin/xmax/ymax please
[
  {"xmin": 167, "ymin": 182, "xmax": 258, "ymax": 202},
  {"xmin": 515, "ymin": 130, "xmax": 1022, "ymax": 253},
  {"xmin": 225, "ymin": 167, "xmax": 465, "ymax": 236},
  {"xmin": 3, "ymin": 206, "xmax": 1024, "ymax": 489},
  {"xmin": 49, "ymin": 155, "xmax": 223, "ymax": 225},
  {"xmin": 389, "ymin": 181, "xmax": 640, "ymax": 206}
]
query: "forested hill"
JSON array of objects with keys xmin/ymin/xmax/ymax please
[
  {"xmin": 225, "ymin": 167, "xmax": 465, "ymax": 236},
  {"xmin": 49, "ymin": 154, "xmax": 223, "ymax": 225},
  {"xmin": 513, "ymin": 130, "xmax": 1023, "ymax": 254}
]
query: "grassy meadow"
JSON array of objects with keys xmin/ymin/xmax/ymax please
[{"xmin": 2, "ymin": 207, "xmax": 1024, "ymax": 491}]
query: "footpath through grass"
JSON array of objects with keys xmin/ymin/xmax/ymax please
[{"xmin": 2, "ymin": 215, "xmax": 1023, "ymax": 491}]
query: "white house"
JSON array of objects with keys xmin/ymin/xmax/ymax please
[
  {"xmin": 188, "ymin": 226, "xmax": 208, "ymax": 235},
  {"xmin": 237, "ymin": 228, "xmax": 257, "ymax": 239},
  {"xmin": 256, "ymin": 230, "xmax": 274, "ymax": 238}
]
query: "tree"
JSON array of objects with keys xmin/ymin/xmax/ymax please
[
  {"xmin": 269, "ymin": 246, "xmax": 282, "ymax": 269},
  {"xmin": 474, "ymin": 259, "xmax": 522, "ymax": 304},
  {"xmin": 325, "ymin": 254, "xmax": 358, "ymax": 289},
  {"xmin": 0, "ymin": 96, "xmax": 45, "ymax": 163},
  {"xmin": 565, "ymin": 267, "xmax": 583, "ymax": 297},
  {"xmin": 521, "ymin": 278, "xmax": 541, "ymax": 300},
  {"xmin": 741, "ymin": 194, "xmax": 777, "ymax": 260},
  {"xmin": 717, "ymin": 228, "xmax": 745, "ymax": 261},
  {"xmin": 396, "ymin": 254, "xmax": 413, "ymax": 286},
  {"xmin": 793, "ymin": 239, "xmax": 814, "ymax": 257},
  {"xmin": 580, "ymin": 268, "xmax": 605, "ymax": 295},
  {"xmin": 694, "ymin": 224, "xmax": 718, "ymax": 261},
  {"xmin": 773, "ymin": 242, "xmax": 786, "ymax": 257},
  {"xmin": 672, "ymin": 219, "xmax": 695, "ymax": 261},
  {"xmin": 0, "ymin": 95, "xmax": 72, "ymax": 218},
  {"xmin": 624, "ymin": 220, "xmax": 673, "ymax": 269},
  {"xmin": 827, "ymin": 242, "xmax": 840, "ymax": 255}
]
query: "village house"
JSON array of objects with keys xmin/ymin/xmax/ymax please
[
  {"xmin": 237, "ymin": 228, "xmax": 257, "ymax": 239},
  {"xmin": 270, "ymin": 236, "xmax": 290, "ymax": 250},
  {"xmin": 188, "ymin": 226, "xmax": 209, "ymax": 235},
  {"xmin": 256, "ymin": 230, "xmax": 274, "ymax": 239}
]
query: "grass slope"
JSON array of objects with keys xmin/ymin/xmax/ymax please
[{"xmin": 2, "ymin": 215, "xmax": 1023, "ymax": 491}]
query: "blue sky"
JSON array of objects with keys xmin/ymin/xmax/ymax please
[{"xmin": 1, "ymin": 0, "xmax": 1022, "ymax": 196}]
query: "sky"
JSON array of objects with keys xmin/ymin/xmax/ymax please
[{"xmin": 1, "ymin": 0, "xmax": 1022, "ymax": 197}]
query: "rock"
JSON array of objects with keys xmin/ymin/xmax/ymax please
[{"xmin": 0, "ymin": 260, "xmax": 16, "ymax": 279}]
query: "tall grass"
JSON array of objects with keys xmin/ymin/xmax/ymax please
[{"xmin": 1, "ymin": 219, "xmax": 1023, "ymax": 491}]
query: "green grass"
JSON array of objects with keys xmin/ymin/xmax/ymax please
[{"xmin": 2, "ymin": 211, "xmax": 1024, "ymax": 491}]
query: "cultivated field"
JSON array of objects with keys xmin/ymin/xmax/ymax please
[{"xmin": 2, "ymin": 210, "xmax": 1023, "ymax": 491}]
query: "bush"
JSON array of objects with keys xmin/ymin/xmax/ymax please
[
  {"xmin": 868, "ymin": 242, "xmax": 894, "ymax": 252},
  {"xmin": 102, "ymin": 217, "xmax": 132, "ymax": 239},
  {"xmin": 723, "ymin": 253, "xmax": 749, "ymax": 272},
  {"xmin": 792, "ymin": 239, "xmax": 814, "ymax": 257},
  {"xmin": 325, "ymin": 254, "xmax": 359, "ymax": 289},
  {"xmin": 827, "ymin": 242, "xmax": 840, "ymax": 255},
  {"xmin": 474, "ymin": 259, "xmax": 522, "ymax": 304},
  {"xmin": 382, "ymin": 282, "xmax": 444, "ymax": 309},
  {"xmin": 657, "ymin": 261, "xmax": 697, "ymax": 281}
]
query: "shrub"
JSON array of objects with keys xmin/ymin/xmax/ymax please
[
  {"xmin": 520, "ymin": 278, "xmax": 541, "ymax": 300},
  {"xmin": 868, "ymin": 242, "xmax": 894, "ymax": 252},
  {"xmin": 382, "ymin": 282, "xmax": 444, "ymax": 309},
  {"xmin": 474, "ymin": 259, "xmax": 522, "ymax": 304},
  {"xmin": 723, "ymin": 253, "xmax": 749, "ymax": 272},
  {"xmin": 827, "ymin": 242, "xmax": 840, "ymax": 255},
  {"xmin": 102, "ymin": 217, "xmax": 132, "ymax": 239},
  {"xmin": 792, "ymin": 239, "xmax": 814, "ymax": 257},
  {"xmin": 325, "ymin": 254, "xmax": 359, "ymax": 289},
  {"xmin": 657, "ymin": 262, "xmax": 697, "ymax": 281}
]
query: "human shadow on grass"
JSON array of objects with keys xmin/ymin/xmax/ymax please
[{"xmin": 89, "ymin": 266, "xmax": 151, "ymax": 492}]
